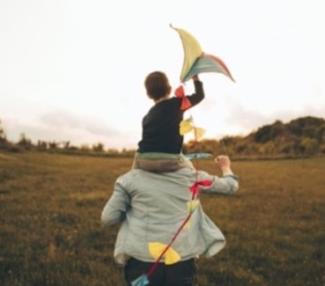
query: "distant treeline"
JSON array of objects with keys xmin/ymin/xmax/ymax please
[
  {"xmin": 184, "ymin": 116, "xmax": 325, "ymax": 159},
  {"xmin": 0, "ymin": 121, "xmax": 134, "ymax": 157},
  {"xmin": 1, "ymin": 116, "xmax": 325, "ymax": 159}
]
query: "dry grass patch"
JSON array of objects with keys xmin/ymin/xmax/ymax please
[{"xmin": 0, "ymin": 153, "xmax": 324, "ymax": 286}]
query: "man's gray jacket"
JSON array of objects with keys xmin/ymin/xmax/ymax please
[{"xmin": 101, "ymin": 167, "xmax": 239, "ymax": 265}]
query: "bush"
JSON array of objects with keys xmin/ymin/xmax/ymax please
[
  {"xmin": 254, "ymin": 120, "xmax": 284, "ymax": 143},
  {"xmin": 300, "ymin": 138, "xmax": 319, "ymax": 156},
  {"xmin": 17, "ymin": 133, "xmax": 33, "ymax": 150},
  {"xmin": 0, "ymin": 120, "xmax": 5, "ymax": 139},
  {"xmin": 92, "ymin": 143, "xmax": 104, "ymax": 153}
]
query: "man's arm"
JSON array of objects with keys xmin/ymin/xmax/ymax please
[
  {"xmin": 101, "ymin": 178, "xmax": 131, "ymax": 226},
  {"xmin": 201, "ymin": 174, "xmax": 239, "ymax": 195},
  {"xmin": 199, "ymin": 155, "xmax": 239, "ymax": 195}
]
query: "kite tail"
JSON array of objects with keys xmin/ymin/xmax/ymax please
[{"xmin": 145, "ymin": 118, "xmax": 208, "ymax": 278}]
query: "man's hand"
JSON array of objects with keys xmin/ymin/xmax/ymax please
[{"xmin": 214, "ymin": 155, "xmax": 233, "ymax": 175}]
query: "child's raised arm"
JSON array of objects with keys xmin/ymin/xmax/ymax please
[{"xmin": 186, "ymin": 75, "xmax": 205, "ymax": 107}]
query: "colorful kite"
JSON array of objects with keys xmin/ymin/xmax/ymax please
[{"xmin": 171, "ymin": 25, "xmax": 235, "ymax": 83}]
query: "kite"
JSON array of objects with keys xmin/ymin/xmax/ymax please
[
  {"xmin": 131, "ymin": 26, "xmax": 234, "ymax": 286},
  {"xmin": 172, "ymin": 25, "xmax": 235, "ymax": 112},
  {"xmin": 185, "ymin": 152, "xmax": 212, "ymax": 160},
  {"xmin": 171, "ymin": 25, "xmax": 235, "ymax": 83}
]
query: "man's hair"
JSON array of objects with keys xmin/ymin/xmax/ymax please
[{"xmin": 144, "ymin": 71, "xmax": 171, "ymax": 100}]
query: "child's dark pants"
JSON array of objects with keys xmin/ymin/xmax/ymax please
[{"xmin": 124, "ymin": 257, "xmax": 197, "ymax": 286}]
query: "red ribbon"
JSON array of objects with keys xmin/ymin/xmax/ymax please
[
  {"xmin": 175, "ymin": 85, "xmax": 192, "ymax": 111},
  {"xmin": 189, "ymin": 180, "xmax": 213, "ymax": 196}
]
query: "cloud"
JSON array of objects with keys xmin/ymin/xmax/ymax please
[
  {"xmin": 2, "ymin": 110, "xmax": 137, "ymax": 149},
  {"xmin": 224, "ymin": 103, "xmax": 268, "ymax": 131},
  {"xmin": 223, "ymin": 100, "xmax": 325, "ymax": 136},
  {"xmin": 3, "ymin": 103, "xmax": 324, "ymax": 149},
  {"xmin": 40, "ymin": 110, "xmax": 120, "ymax": 138}
]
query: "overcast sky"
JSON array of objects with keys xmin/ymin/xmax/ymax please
[{"xmin": 1, "ymin": 0, "xmax": 324, "ymax": 148}]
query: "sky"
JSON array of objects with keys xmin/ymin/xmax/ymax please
[{"xmin": 1, "ymin": 0, "xmax": 325, "ymax": 149}]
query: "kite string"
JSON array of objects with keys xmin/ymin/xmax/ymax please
[
  {"xmin": 146, "ymin": 115, "xmax": 200, "ymax": 278},
  {"xmin": 146, "ymin": 206, "xmax": 194, "ymax": 277}
]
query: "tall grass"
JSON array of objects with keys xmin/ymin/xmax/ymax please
[{"xmin": 0, "ymin": 152, "xmax": 324, "ymax": 286}]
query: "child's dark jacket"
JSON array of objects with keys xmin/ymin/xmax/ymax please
[{"xmin": 138, "ymin": 80, "xmax": 204, "ymax": 154}]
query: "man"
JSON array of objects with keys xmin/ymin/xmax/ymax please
[{"xmin": 101, "ymin": 155, "xmax": 239, "ymax": 286}]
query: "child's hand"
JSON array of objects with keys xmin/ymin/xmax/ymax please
[{"xmin": 192, "ymin": 75, "xmax": 200, "ymax": 81}]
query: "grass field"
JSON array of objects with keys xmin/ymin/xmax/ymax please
[{"xmin": 0, "ymin": 152, "xmax": 324, "ymax": 286}]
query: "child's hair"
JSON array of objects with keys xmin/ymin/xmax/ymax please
[{"xmin": 144, "ymin": 71, "xmax": 171, "ymax": 101}]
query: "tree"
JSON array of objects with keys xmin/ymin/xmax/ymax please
[
  {"xmin": 80, "ymin": 144, "xmax": 90, "ymax": 153},
  {"xmin": 63, "ymin": 141, "xmax": 70, "ymax": 150},
  {"xmin": 0, "ymin": 120, "xmax": 5, "ymax": 139},
  {"xmin": 262, "ymin": 141, "xmax": 276, "ymax": 155},
  {"xmin": 300, "ymin": 138, "xmax": 319, "ymax": 156},
  {"xmin": 37, "ymin": 140, "xmax": 48, "ymax": 150},
  {"xmin": 235, "ymin": 142, "xmax": 247, "ymax": 154},
  {"xmin": 288, "ymin": 116, "xmax": 325, "ymax": 137},
  {"xmin": 254, "ymin": 120, "xmax": 284, "ymax": 143},
  {"xmin": 0, "ymin": 119, "xmax": 10, "ymax": 150},
  {"xmin": 17, "ymin": 133, "xmax": 33, "ymax": 150},
  {"xmin": 316, "ymin": 124, "xmax": 325, "ymax": 143},
  {"xmin": 48, "ymin": 141, "xmax": 58, "ymax": 150},
  {"xmin": 0, "ymin": 119, "xmax": 8, "ymax": 144},
  {"xmin": 92, "ymin": 143, "xmax": 104, "ymax": 153}
]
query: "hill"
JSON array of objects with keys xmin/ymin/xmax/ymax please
[
  {"xmin": 1, "ymin": 116, "xmax": 325, "ymax": 158},
  {"xmin": 184, "ymin": 116, "xmax": 325, "ymax": 158}
]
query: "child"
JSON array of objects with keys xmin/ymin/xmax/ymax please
[{"xmin": 133, "ymin": 71, "xmax": 204, "ymax": 172}]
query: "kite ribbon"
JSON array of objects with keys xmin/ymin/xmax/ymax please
[
  {"xmin": 190, "ymin": 180, "xmax": 213, "ymax": 196},
  {"xmin": 175, "ymin": 85, "xmax": 192, "ymax": 110}
]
